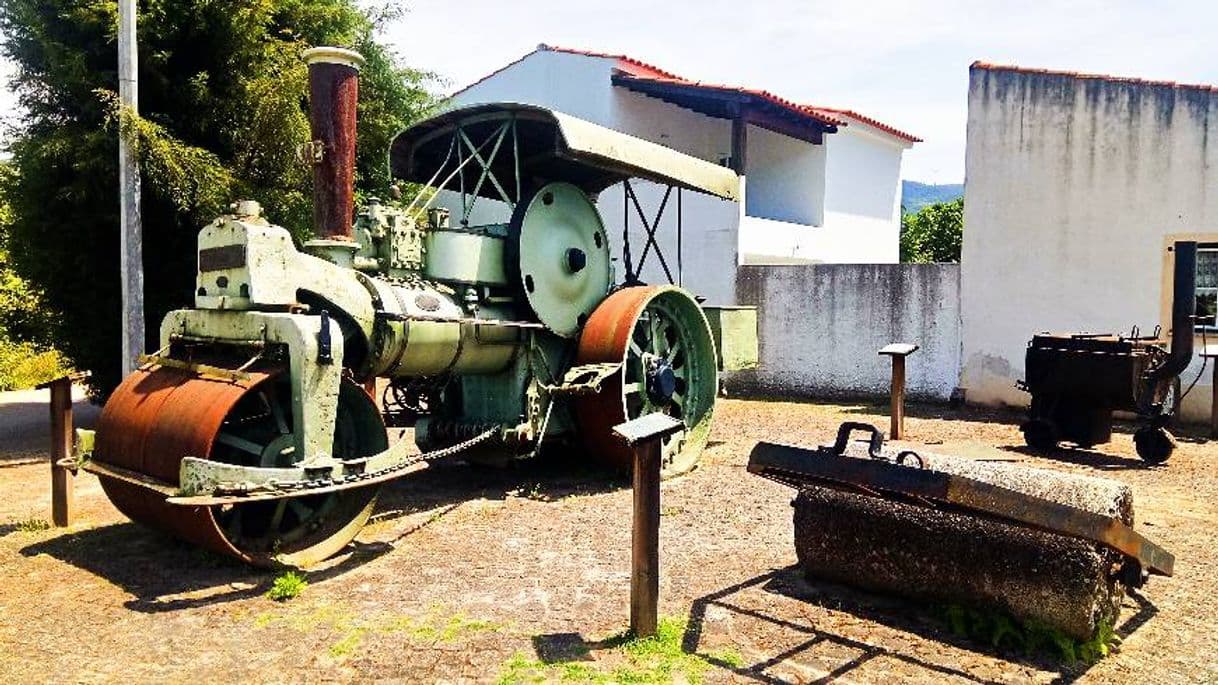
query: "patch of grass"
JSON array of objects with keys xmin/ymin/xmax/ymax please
[
  {"xmin": 329, "ymin": 626, "xmax": 368, "ymax": 658},
  {"xmin": 266, "ymin": 571, "xmax": 308, "ymax": 601},
  {"xmin": 383, "ymin": 608, "xmax": 502, "ymax": 643},
  {"xmin": 14, "ymin": 516, "xmax": 51, "ymax": 533},
  {"xmin": 497, "ymin": 616, "xmax": 729, "ymax": 684},
  {"xmin": 943, "ymin": 604, "xmax": 1120, "ymax": 664},
  {"xmin": 660, "ymin": 505, "xmax": 685, "ymax": 517}
]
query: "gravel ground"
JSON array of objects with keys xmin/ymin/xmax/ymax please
[{"xmin": 1, "ymin": 397, "xmax": 1215, "ymax": 683}]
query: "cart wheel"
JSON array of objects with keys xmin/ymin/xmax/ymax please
[
  {"xmin": 1021, "ymin": 419, "xmax": 1057, "ymax": 450},
  {"xmin": 1134, "ymin": 426, "xmax": 1175, "ymax": 464}
]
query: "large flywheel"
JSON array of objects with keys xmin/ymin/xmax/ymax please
[
  {"xmin": 573, "ymin": 286, "xmax": 718, "ymax": 476},
  {"xmin": 93, "ymin": 365, "xmax": 387, "ymax": 567}
]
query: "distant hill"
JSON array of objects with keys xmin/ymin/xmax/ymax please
[{"xmin": 902, "ymin": 181, "xmax": 963, "ymax": 213}]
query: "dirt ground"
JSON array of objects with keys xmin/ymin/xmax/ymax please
[{"xmin": 2, "ymin": 396, "xmax": 1216, "ymax": 684}]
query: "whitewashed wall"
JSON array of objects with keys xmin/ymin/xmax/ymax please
[
  {"xmin": 728, "ymin": 263, "xmax": 962, "ymax": 401},
  {"xmin": 961, "ymin": 65, "xmax": 1218, "ymax": 420},
  {"xmin": 446, "ymin": 48, "xmax": 911, "ymax": 302},
  {"xmin": 739, "ymin": 121, "xmax": 906, "ymax": 264}
]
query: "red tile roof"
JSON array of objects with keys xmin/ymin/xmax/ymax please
[
  {"xmin": 971, "ymin": 61, "xmax": 1218, "ymax": 94},
  {"xmin": 804, "ymin": 107, "xmax": 921, "ymax": 143},
  {"xmin": 448, "ymin": 44, "xmax": 919, "ymax": 143},
  {"xmin": 541, "ymin": 45, "xmax": 919, "ymax": 142}
]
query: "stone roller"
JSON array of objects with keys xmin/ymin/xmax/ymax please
[{"xmin": 749, "ymin": 423, "xmax": 1174, "ymax": 641}]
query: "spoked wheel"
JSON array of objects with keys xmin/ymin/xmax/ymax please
[
  {"xmin": 573, "ymin": 286, "xmax": 718, "ymax": 476},
  {"xmin": 94, "ymin": 365, "xmax": 387, "ymax": 567}
]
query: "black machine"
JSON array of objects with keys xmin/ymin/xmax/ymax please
[{"xmin": 1019, "ymin": 241, "xmax": 1197, "ymax": 463}]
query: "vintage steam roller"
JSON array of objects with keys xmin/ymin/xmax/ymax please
[{"xmin": 78, "ymin": 47, "xmax": 753, "ymax": 566}]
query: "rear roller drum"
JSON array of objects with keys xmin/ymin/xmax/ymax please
[
  {"xmin": 573, "ymin": 286, "xmax": 718, "ymax": 476},
  {"xmin": 94, "ymin": 366, "xmax": 387, "ymax": 567}
]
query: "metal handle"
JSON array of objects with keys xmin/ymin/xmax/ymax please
[{"xmin": 831, "ymin": 422, "xmax": 885, "ymax": 459}]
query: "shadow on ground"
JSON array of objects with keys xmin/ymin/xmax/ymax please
[
  {"xmin": 682, "ymin": 568, "xmax": 1156, "ymax": 685},
  {"xmin": 523, "ymin": 567, "xmax": 1159, "ymax": 685},
  {"xmin": 18, "ymin": 451, "xmax": 626, "ymax": 613}
]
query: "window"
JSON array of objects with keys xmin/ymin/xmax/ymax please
[{"xmin": 1195, "ymin": 245, "xmax": 1218, "ymax": 329}]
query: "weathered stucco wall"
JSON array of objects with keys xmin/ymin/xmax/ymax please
[
  {"xmin": 961, "ymin": 64, "xmax": 1218, "ymax": 419},
  {"xmin": 729, "ymin": 264, "xmax": 962, "ymax": 401}
]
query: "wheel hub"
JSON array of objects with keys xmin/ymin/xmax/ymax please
[{"xmin": 644, "ymin": 353, "xmax": 677, "ymax": 405}]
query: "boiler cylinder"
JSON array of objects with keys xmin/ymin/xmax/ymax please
[{"xmin": 369, "ymin": 282, "xmax": 523, "ymax": 377}]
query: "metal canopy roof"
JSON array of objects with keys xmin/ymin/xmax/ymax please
[{"xmin": 389, "ymin": 103, "xmax": 739, "ymax": 202}]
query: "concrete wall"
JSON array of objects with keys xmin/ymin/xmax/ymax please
[
  {"xmin": 961, "ymin": 64, "xmax": 1218, "ymax": 420},
  {"xmin": 729, "ymin": 263, "xmax": 962, "ymax": 401}
]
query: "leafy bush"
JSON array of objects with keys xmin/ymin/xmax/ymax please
[
  {"xmin": 0, "ymin": 338, "xmax": 70, "ymax": 391},
  {"xmin": 901, "ymin": 197, "xmax": 964, "ymax": 263}
]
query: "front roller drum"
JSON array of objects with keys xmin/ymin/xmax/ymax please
[
  {"xmin": 93, "ymin": 365, "xmax": 387, "ymax": 567},
  {"xmin": 573, "ymin": 286, "xmax": 718, "ymax": 476}
]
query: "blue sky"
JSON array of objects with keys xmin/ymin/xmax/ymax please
[
  {"xmin": 381, "ymin": 0, "xmax": 1218, "ymax": 183},
  {"xmin": 1, "ymin": 1, "xmax": 1215, "ymax": 183}
]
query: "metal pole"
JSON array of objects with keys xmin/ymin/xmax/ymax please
[
  {"xmin": 118, "ymin": 0, "xmax": 144, "ymax": 377},
  {"xmin": 630, "ymin": 438, "xmax": 660, "ymax": 637},
  {"xmin": 49, "ymin": 378, "xmax": 74, "ymax": 527}
]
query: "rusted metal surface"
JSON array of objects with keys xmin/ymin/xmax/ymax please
[
  {"xmin": 748, "ymin": 437, "xmax": 1174, "ymax": 578},
  {"xmin": 94, "ymin": 364, "xmax": 384, "ymax": 566},
  {"xmin": 93, "ymin": 364, "xmax": 277, "ymax": 561},
  {"xmin": 1021, "ymin": 241, "xmax": 1196, "ymax": 461},
  {"xmin": 573, "ymin": 286, "xmax": 657, "ymax": 470},
  {"xmin": 305, "ymin": 49, "xmax": 362, "ymax": 240}
]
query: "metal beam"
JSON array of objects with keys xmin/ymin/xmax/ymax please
[{"xmin": 730, "ymin": 116, "xmax": 747, "ymax": 175}]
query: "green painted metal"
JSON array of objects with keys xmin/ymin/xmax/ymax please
[
  {"xmin": 702, "ymin": 306, "xmax": 760, "ymax": 372},
  {"xmin": 512, "ymin": 182, "xmax": 612, "ymax": 337},
  {"xmin": 424, "ymin": 228, "xmax": 509, "ymax": 286},
  {"xmin": 624, "ymin": 288, "xmax": 719, "ymax": 476}
]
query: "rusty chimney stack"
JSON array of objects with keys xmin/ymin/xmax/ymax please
[{"xmin": 302, "ymin": 47, "xmax": 364, "ymax": 242}]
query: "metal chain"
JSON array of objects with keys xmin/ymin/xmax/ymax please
[{"xmin": 219, "ymin": 428, "xmax": 499, "ymax": 496}]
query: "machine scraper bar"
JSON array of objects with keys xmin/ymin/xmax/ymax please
[{"xmin": 747, "ymin": 441, "xmax": 1174, "ymax": 577}]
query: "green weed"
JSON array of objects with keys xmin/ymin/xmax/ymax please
[
  {"xmin": 497, "ymin": 616, "xmax": 733, "ymax": 684},
  {"xmin": 943, "ymin": 604, "xmax": 1119, "ymax": 664},
  {"xmin": 14, "ymin": 516, "xmax": 51, "ymax": 533},
  {"xmin": 266, "ymin": 570, "xmax": 308, "ymax": 601}
]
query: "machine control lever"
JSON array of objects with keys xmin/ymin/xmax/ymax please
[{"xmin": 318, "ymin": 310, "xmax": 333, "ymax": 365}]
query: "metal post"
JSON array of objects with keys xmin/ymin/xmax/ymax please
[
  {"xmin": 612, "ymin": 413, "xmax": 683, "ymax": 639},
  {"xmin": 48, "ymin": 377, "xmax": 74, "ymax": 527},
  {"xmin": 118, "ymin": 0, "xmax": 144, "ymax": 377},
  {"xmin": 631, "ymin": 438, "xmax": 660, "ymax": 637},
  {"xmin": 879, "ymin": 344, "xmax": 919, "ymax": 441}
]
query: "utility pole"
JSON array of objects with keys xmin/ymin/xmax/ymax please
[{"xmin": 118, "ymin": 0, "xmax": 144, "ymax": 376}]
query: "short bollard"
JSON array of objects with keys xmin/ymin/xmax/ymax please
[
  {"xmin": 1203, "ymin": 345, "xmax": 1218, "ymax": 440},
  {"xmin": 612, "ymin": 412, "xmax": 684, "ymax": 638},
  {"xmin": 879, "ymin": 343, "xmax": 919, "ymax": 440},
  {"xmin": 36, "ymin": 373, "xmax": 85, "ymax": 527}
]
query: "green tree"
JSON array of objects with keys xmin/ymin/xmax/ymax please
[
  {"xmin": 900, "ymin": 197, "xmax": 963, "ymax": 263},
  {"xmin": 0, "ymin": 0, "xmax": 434, "ymax": 396}
]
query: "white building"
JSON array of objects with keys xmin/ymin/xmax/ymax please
[
  {"xmin": 445, "ymin": 44, "xmax": 918, "ymax": 305},
  {"xmin": 961, "ymin": 62, "xmax": 1218, "ymax": 421}
]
